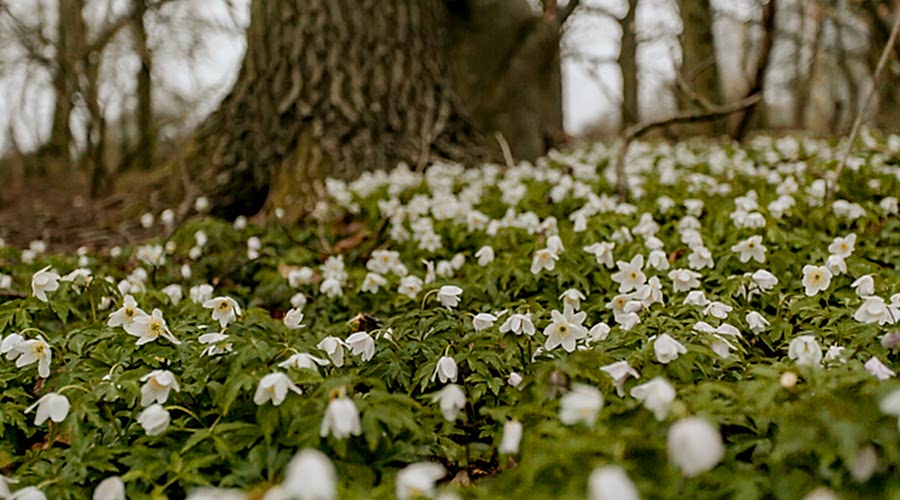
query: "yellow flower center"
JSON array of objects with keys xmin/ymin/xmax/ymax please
[
  {"xmin": 217, "ymin": 302, "xmax": 231, "ymax": 312},
  {"xmin": 125, "ymin": 307, "xmax": 135, "ymax": 318},
  {"xmin": 557, "ymin": 323, "xmax": 570, "ymax": 338},
  {"xmin": 149, "ymin": 319, "xmax": 163, "ymax": 337}
]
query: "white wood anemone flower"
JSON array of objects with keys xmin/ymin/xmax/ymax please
[
  {"xmin": 345, "ymin": 331, "xmax": 375, "ymax": 362},
  {"xmin": 281, "ymin": 449, "xmax": 337, "ymax": 500},
  {"xmin": 137, "ymin": 404, "xmax": 170, "ymax": 436},
  {"xmin": 432, "ymin": 384, "xmax": 466, "ymax": 421},
  {"xmin": 559, "ymin": 384, "xmax": 603, "ymax": 428},
  {"xmin": 130, "ymin": 308, "xmax": 181, "ymax": 346},
  {"xmin": 320, "ymin": 396, "xmax": 362, "ymax": 439},
  {"xmin": 15, "ymin": 335, "xmax": 52, "ymax": 378},
  {"xmin": 25, "ymin": 392, "xmax": 70, "ymax": 426},
  {"xmin": 253, "ymin": 372, "xmax": 303, "ymax": 406},
  {"xmin": 498, "ymin": 420, "xmax": 523, "ymax": 455},
  {"xmin": 395, "ymin": 462, "xmax": 446, "ymax": 500},
  {"xmin": 431, "ymin": 356, "xmax": 458, "ymax": 384},
  {"xmin": 543, "ymin": 304, "xmax": 588, "ymax": 353},
  {"xmin": 31, "ymin": 266, "xmax": 60, "ymax": 303},
  {"xmin": 437, "ymin": 285, "xmax": 463, "ymax": 309},
  {"xmin": 587, "ymin": 465, "xmax": 640, "ymax": 500},
  {"xmin": 140, "ymin": 370, "xmax": 181, "ymax": 407},
  {"xmin": 202, "ymin": 296, "xmax": 242, "ymax": 328},
  {"xmin": 278, "ymin": 353, "xmax": 330, "ymax": 374},
  {"xmin": 667, "ymin": 417, "xmax": 724, "ymax": 477},
  {"xmin": 92, "ymin": 476, "xmax": 125, "ymax": 500}
]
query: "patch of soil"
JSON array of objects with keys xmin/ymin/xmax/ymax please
[{"xmin": 0, "ymin": 170, "xmax": 159, "ymax": 252}]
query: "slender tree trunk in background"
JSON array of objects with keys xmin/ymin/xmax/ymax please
[
  {"xmin": 41, "ymin": 0, "xmax": 84, "ymax": 173},
  {"xmin": 792, "ymin": 1, "xmax": 809, "ymax": 128},
  {"xmin": 84, "ymin": 46, "xmax": 108, "ymax": 197},
  {"xmin": 618, "ymin": 0, "xmax": 639, "ymax": 128},
  {"xmin": 732, "ymin": 0, "xmax": 777, "ymax": 142},
  {"xmin": 677, "ymin": 0, "xmax": 721, "ymax": 135},
  {"xmin": 132, "ymin": 0, "xmax": 155, "ymax": 170},
  {"xmin": 448, "ymin": 0, "xmax": 564, "ymax": 160},
  {"xmin": 60, "ymin": 0, "xmax": 108, "ymax": 196},
  {"xmin": 832, "ymin": 15, "xmax": 858, "ymax": 135},
  {"xmin": 181, "ymin": 0, "xmax": 563, "ymax": 219},
  {"xmin": 795, "ymin": 2, "xmax": 822, "ymax": 129}
]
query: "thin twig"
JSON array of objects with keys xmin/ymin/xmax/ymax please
[
  {"xmin": 674, "ymin": 71, "xmax": 715, "ymax": 112},
  {"xmin": 623, "ymin": 94, "xmax": 761, "ymax": 143},
  {"xmin": 614, "ymin": 94, "xmax": 762, "ymax": 201},
  {"xmin": 828, "ymin": 14, "xmax": 900, "ymax": 199},
  {"xmin": 575, "ymin": 4, "xmax": 619, "ymax": 20},
  {"xmin": 556, "ymin": 0, "xmax": 582, "ymax": 26},
  {"xmin": 495, "ymin": 132, "xmax": 516, "ymax": 169}
]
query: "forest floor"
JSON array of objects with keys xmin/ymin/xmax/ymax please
[
  {"xmin": 0, "ymin": 164, "xmax": 173, "ymax": 251},
  {"xmin": 0, "ymin": 174, "xmax": 122, "ymax": 249}
]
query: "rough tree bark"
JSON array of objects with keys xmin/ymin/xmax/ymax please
[
  {"xmin": 676, "ymin": 0, "xmax": 722, "ymax": 135},
  {"xmin": 618, "ymin": 0, "xmax": 639, "ymax": 128},
  {"xmin": 181, "ymin": 0, "xmax": 564, "ymax": 219}
]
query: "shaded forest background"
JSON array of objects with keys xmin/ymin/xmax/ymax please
[{"xmin": 0, "ymin": 0, "xmax": 897, "ymax": 245}]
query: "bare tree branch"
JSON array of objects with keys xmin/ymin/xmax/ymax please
[
  {"xmin": 576, "ymin": 58, "xmax": 623, "ymax": 107},
  {"xmin": 623, "ymin": 94, "xmax": 761, "ymax": 142},
  {"xmin": 576, "ymin": 5, "xmax": 620, "ymax": 20},
  {"xmin": 674, "ymin": 70, "xmax": 715, "ymax": 112},
  {"xmin": 562, "ymin": 51, "xmax": 618, "ymax": 66},
  {"xmin": 0, "ymin": 3, "xmax": 54, "ymax": 68},
  {"xmin": 557, "ymin": 0, "xmax": 582, "ymax": 26},
  {"xmin": 614, "ymin": 94, "xmax": 762, "ymax": 200}
]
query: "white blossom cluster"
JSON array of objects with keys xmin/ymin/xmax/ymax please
[{"xmin": 1, "ymin": 131, "xmax": 900, "ymax": 498}]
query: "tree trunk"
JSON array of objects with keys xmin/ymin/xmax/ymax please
[
  {"xmin": 83, "ymin": 39, "xmax": 108, "ymax": 197},
  {"xmin": 448, "ymin": 1, "xmax": 564, "ymax": 160},
  {"xmin": 41, "ymin": 0, "xmax": 84, "ymax": 173},
  {"xmin": 132, "ymin": 0, "xmax": 155, "ymax": 171},
  {"xmin": 618, "ymin": 0, "xmax": 639, "ymax": 128},
  {"xmin": 794, "ymin": 2, "xmax": 825, "ymax": 128},
  {"xmin": 732, "ymin": 0, "xmax": 777, "ymax": 141},
  {"xmin": 793, "ymin": 1, "xmax": 815, "ymax": 128},
  {"xmin": 832, "ymin": 14, "xmax": 858, "ymax": 135},
  {"xmin": 182, "ymin": 0, "xmax": 562, "ymax": 219},
  {"xmin": 676, "ymin": 0, "xmax": 721, "ymax": 135}
]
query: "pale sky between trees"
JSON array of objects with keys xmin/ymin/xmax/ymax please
[{"xmin": 0, "ymin": 0, "xmax": 817, "ymax": 153}]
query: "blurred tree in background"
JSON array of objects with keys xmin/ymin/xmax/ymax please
[
  {"xmin": 0, "ymin": 0, "xmax": 897, "ymax": 218},
  {"xmin": 183, "ymin": 0, "xmax": 568, "ymax": 218}
]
